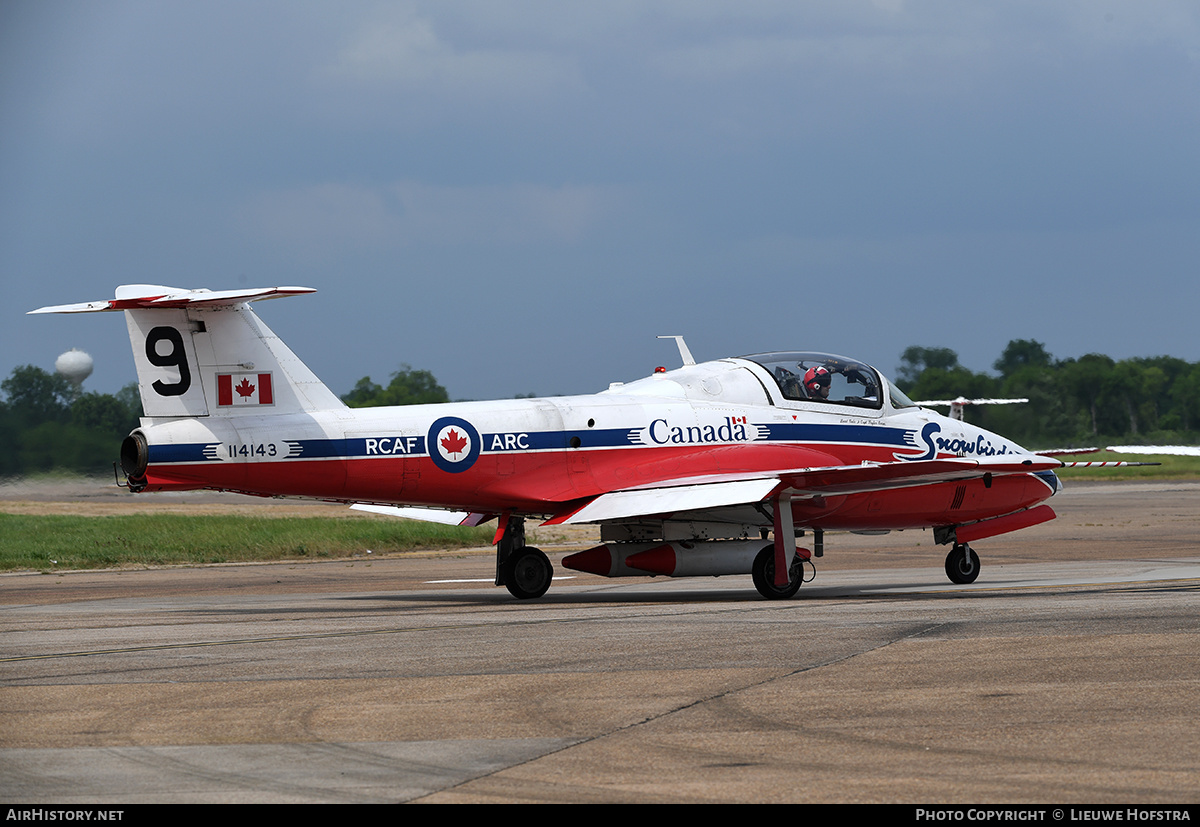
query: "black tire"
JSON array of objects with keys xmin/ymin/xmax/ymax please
[
  {"xmin": 944, "ymin": 544, "xmax": 980, "ymax": 584},
  {"xmin": 503, "ymin": 547, "xmax": 553, "ymax": 599},
  {"xmin": 752, "ymin": 544, "xmax": 803, "ymax": 600}
]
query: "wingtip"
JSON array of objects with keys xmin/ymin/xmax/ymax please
[{"xmin": 27, "ymin": 300, "xmax": 116, "ymax": 315}]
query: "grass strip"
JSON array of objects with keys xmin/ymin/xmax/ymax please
[
  {"xmin": 0, "ymin": 513, "xmax": 494, "ymax": 572},
  {"xmin": 3, "ymin": 458, "xmax": 1196, "ymax": 572},
  {"xmin": 1053, "ymin": 452, "xmax": 1200, "ymax": 480}
]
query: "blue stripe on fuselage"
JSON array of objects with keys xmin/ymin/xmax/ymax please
[
  {"xmin": 761, "ymin": 422, "xmax": 913, "ymax": 447},
  {"xmin": 147, "ymin": 422, "xmax": 918, "ymax": 463}
]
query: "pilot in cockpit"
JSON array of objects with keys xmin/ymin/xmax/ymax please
[
  {"xmin": 763, "ymin": 354, "xmax": 882, "ymax": 408},
  {"xmin": 803, "ymin": 366, "xmax": 832, "ymax": 400}
]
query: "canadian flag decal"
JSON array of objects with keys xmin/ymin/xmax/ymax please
[{"xmin": 217, "ymin": 373, "xmax": 274, "ymax": 406}]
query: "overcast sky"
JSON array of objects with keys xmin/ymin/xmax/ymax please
[{"xmin": 3, "ymin": 1, "xmax": 1199, "ymax": 402}]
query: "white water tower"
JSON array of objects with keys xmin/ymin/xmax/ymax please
[{"xmin": 55, "ymin": 348, "xmax": 94, "ymax": 388}]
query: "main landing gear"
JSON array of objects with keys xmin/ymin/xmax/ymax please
[
  {"xmin": 495, "ymin": 515, "xmax": 553, "ymax": 599},
  {"xmin": 944, "ymin": 543, "xmax": 980, "ymax": 585},
  {"xmin": 502, "ymin": 547, "xmax": 553, "ymax": 599},
  {"xmin": 751, "ymin": 544, "xmax": 804, "ymax": 600},
  {"xmin": 752, "ymin": 497, "xmax": 820, "ymax": 600}
]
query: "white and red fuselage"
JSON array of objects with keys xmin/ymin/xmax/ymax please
[
  {"xmin": 32, "ymin": 285, "xmax": 1062, "ymax": 598},
  {"xmin": 126, "ymin": 358, "xmax": 1058, "ymax": 534}
]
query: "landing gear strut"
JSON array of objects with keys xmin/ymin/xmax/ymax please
[
  {"xmin": 752, "ymin": 544, "xmax": 803, "ymax": 600},
  {"xmin": 944, "ymin": 543, "xmax": 980, "ymax": 585},
  {"xmin": 495, "ymin": 515, "xmax": 552, "ymax": 599}
]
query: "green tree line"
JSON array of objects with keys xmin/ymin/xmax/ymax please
[
  {"xmin": 6, "ymin": 342, "xmax": 1198, "ymax": 475},
  {"xmin": 341, "ymin": 365, "xmax": 450, "ymax": 407},
  {"xmin": 0, "ymin": 364, "xmax": 454, "ymax": 476},
  {"xmin": 896, "ymin": 340, "xmax": 1200, "ymax": 449},
  {"xmin": 0, "ymin": 366, "xmax": 142, "ymax": 475}
]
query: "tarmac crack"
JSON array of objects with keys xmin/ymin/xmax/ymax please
[{"xmin": 408, "ymin": 620, "xmax": 951, "ymax": 801}]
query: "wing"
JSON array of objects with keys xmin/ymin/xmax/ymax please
[
  {"xmin": 545, "ymin": 455, "xmax": 1062, "ymax": 525},
  {"xmin": 1036, "ymin": 446, "xmax": 1161, "ymax": 466},
  {"xmin": 912, "ymin": 398, "xmax": 1029, "ymax": 422},
  {"xmin": 1036, "ymin": 447, "xmax": 1099, "ymax": 456},
  {"xmin": 914, "ymin": 398, "xmax": 1029, "ymax": 407}
]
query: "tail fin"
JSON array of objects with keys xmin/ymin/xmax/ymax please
[{"xmin": 29, "ymin": 285, "xmax": 344, "ymax": 418}]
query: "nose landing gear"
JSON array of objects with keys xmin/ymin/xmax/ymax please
[{"xmin": 944, "ymin": 543, "xmax": 980, "ymax": 584}]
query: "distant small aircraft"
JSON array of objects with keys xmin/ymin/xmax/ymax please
[
  {"xmin": 912, "ymin": 396, "xmax": 1028, "ymax": 421},
  {"xmin": 32, "ymin": 285, "xmax": 1146, "ymax": 600}
]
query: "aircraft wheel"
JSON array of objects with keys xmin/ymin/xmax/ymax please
[
  {"xmin": 944, "ymin": 543, "xmax": 980, "ymax": 585},
  {"xmin": 503, "ymin": 547, "xmax": 553, "ymax": 599},
  {"xmin": 752, "ymin": 544, "xmax": 802, "ymax": 600}
]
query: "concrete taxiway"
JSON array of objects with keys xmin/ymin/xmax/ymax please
[{"xmin": 1, "ymin": 481, "xmax": 1198, "ymax": 803}]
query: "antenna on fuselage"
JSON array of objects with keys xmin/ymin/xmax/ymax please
[{"xmin": 657, "ymin": 335, "xmax": 696, "ymax": 367}]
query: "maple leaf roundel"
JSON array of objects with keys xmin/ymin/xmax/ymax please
[{"xmin": 427, "ymin": 416, "xmax": 481, "ymax": 473}]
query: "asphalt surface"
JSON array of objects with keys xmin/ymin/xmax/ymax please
[{"xmin": 2, "ymin": 481, "xmax": 1198, "ymax": 803}]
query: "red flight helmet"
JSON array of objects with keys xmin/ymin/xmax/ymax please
[{"xmin": 804, "ymin": 366, "xmax": 832, "ymax": 395}]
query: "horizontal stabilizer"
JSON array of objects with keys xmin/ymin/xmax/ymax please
[
  {"xmin": 31, "ymin": 283, "xmax": 338, "ymax": 417},
  {"xmin": 28, "ymin": 285, "xmax": 316, "ymax": 314}
]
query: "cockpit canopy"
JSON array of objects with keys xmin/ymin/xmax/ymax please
[{"xmin": 741, "ymin": 352, "xmax": 917, "ymax": 411}]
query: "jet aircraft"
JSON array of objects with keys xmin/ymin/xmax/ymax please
[{"xmin": 32, "ymin": 285, "xmax": 1080, "ymax": 600}]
